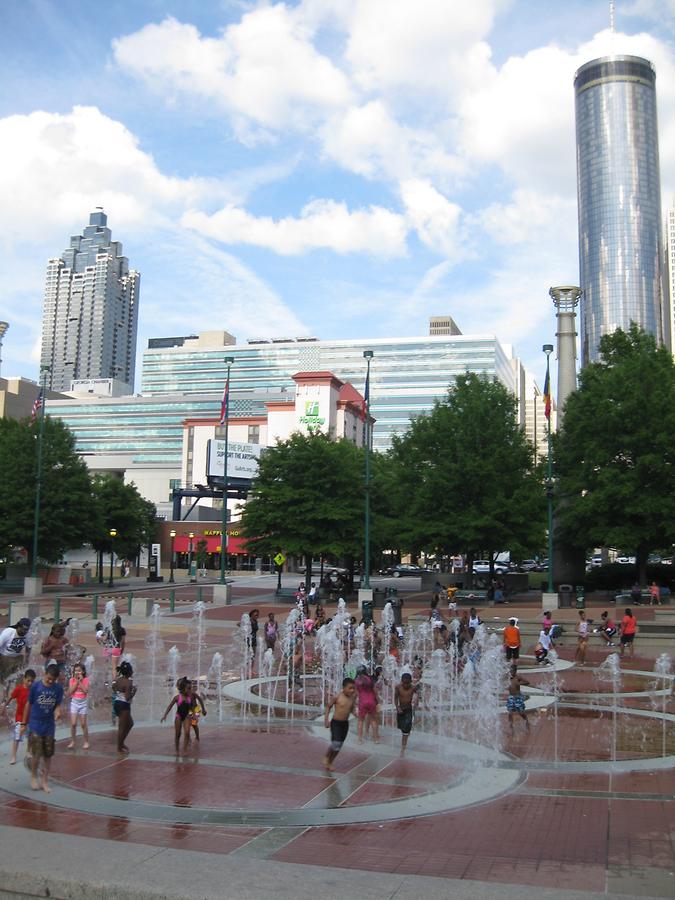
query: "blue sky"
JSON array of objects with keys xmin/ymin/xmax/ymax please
[{"xmin": 1, "ymin": 0, "xmax": 674, "ymax": 390}]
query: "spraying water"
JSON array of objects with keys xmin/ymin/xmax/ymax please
[{"xmin": 144, "ymin": 603, "xmax": 164, "ymax": 722}]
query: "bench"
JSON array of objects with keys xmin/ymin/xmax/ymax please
[
  {"xmin": 453, "ymin": 589, "xmax": 489, "ymax": 604},
  {"xmin": 613, "ymin": 589, "xmax": 654, "ymax": 605}
]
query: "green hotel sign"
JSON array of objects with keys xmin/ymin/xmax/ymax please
[{"xmin": 299, "ymin": 399, "xmax": 325, "ymax": 426}]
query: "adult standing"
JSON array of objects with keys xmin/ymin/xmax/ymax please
[
  {"xmin": 619, "ymin": 608, "xmax": 638, "ymax": 658},
  {"xmin": 0, "ymin": 618, "xmax": 32, "ymax": 682},
  {"xmin": 21, "ymin": 662, "xmax": 63, "ymax": 793}
]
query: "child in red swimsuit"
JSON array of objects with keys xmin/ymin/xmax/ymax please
[{"xmin": 355, "ymin": 667, "xmax": 380, "ymax": 743}]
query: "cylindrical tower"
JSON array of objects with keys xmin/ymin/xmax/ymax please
[
  {"xmin": 549, "ymin": 286, "xmax": 581, "ymax": 424},
  {"xmin": 574, "ymin": 55, "xmax": 664, "ymax": 366}
]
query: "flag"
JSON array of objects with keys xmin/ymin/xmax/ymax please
[
  {"xmin": 543, "ymin": 369, "xmax": 551, "ymax": 420},
  {"xmin": 219, "ymin": 373, "xmax": 230, "ymax": 425},
  {"xmin": 30, "ymin": 388, "xmax": 44, "ymax": 423}
]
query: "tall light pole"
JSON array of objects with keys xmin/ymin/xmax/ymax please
[
  {"xmin": 169, "ymin": 529, "xmax": 176, "ymax": 583},
  {"xmin": 543, "ymin": 344, "xmax": 554, "ymax": 593},
  {"xmin": 189, "ymin": 531, "xmax": 195, "ymax": 583},
  {"xmin": 108, "ymin": 528, "xmax": 117, "ymax": 587},
  {"xmin": 220, "ymin": 356, "xmax": 234, "ymax": 585},
  {"xmin": 362, "ymin": 350, "xmax": 374, "ymax": 590},
  {"xmin": 31, "ymin": 365, "xmax": 50, "ymax": 579}
]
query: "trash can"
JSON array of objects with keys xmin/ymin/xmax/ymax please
[
  {"xmin": 361, "ymin": 600, "xmax": 374, "ymax": 626},
  {"xmin": 575, "ymin": 585, "xmax": 586, "ymax": 609},
  {"xmin": 390, "ymin": 596, "xmax": 403, "ymax": 626},
  {"xmin": 558, "ymin": 584, "xmax": 574, "ymax": 608},
  {"xmin": 385, "ymin": 586, "xmax": 398, "ymax": 598}
]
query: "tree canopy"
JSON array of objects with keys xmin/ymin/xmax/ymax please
[
  {"xmin": 240, "ymin": 430, "xmax": 364, "ymax": 578},
  {"xmin": 388, "ymin": 372, "xmax": 545, "ymax": 573},
  {"xmin": 90, "ymin": 474, "xmax": 158, "ymax": 560},
  {"xmin": 555, "ymin": 326, "xmax": 675, "ymax": 583},
  {"xmin": 0, "ymin": 416, "xmax": 94, "ymax": 566}
]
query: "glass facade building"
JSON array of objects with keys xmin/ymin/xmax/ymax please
[
  {"xmin": 141, "ymin": 334, "xmax": 517, "ymax": 454},
  {"xmin": 41, "ymin": 211, "xmax": 140, "ymax": 392},
  {"xmin": 574, "ymin": 55, "xmax": 664, "ymax": 366}
]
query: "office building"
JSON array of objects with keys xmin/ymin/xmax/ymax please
[
  {"xmin": 664, "ymin": 203, "xmax": 675, "ymax": 354},
  {"xmin": 429, "ymin": 316, "xmax": 461, "ymax": 336},
  {"xmin": 40, "ymin": 210, "xmax": 140, "ymax": 392},
  {"xmin": 574, "ymin": 55, "xmax": 664, "ymax": 365},
  {"xmin": 141, "ymin": 331, "xmax": 519, "ymax": 454}
]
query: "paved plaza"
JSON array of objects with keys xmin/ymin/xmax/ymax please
[{"xmin": 0, "ymin": 577, "xmax": 673, "ymax": 899}]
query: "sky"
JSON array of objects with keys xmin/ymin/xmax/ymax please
[{"xmin": 1, "ymin": 0, "xmax": 675, "ymax": 392}]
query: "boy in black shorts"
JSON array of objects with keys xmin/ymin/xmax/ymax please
[
  {"xmin": 395, "ymin": 672, "xmax": 419, "ymax": 756},
  {"xmin": 323, "ymin": 678, "xmax": 357, "ymax": 771}
]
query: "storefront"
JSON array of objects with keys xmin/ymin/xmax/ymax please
[{"xmin": 159, "ymin": 523, "xmax": 272, "ymax": 572}]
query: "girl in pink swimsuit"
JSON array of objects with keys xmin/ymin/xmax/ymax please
[{"xmin": 355, "ymin": 668, "xmax": 380, "ymax": 743}]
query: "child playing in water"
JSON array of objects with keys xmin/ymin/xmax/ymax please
[
  {"xmin": 161, "ymin": 676, "xmax": 195, "ymax": 754},
  {"xmin": 188, "ymin": 680, "xmax": 207, "ymax": 743},
  {"xmin": 395, "ymin": 672, "xmax": 419, "ymax": 756},
  {"xmin": 354, "ymin": 666, "xmax": 379, "ymax": 743},
  {"xmin": 323, "ymin": 677, "xmax": 357, "ymax": 771},
  {"xmin": 2, "ymin": 669, "xmax": 35, "ymax": 764},
  {"xmin": 507, "ymin": 664, "xmax": 530, "ymax": 734},
  {"xmin": 264, "ymin": 613, "xmax": 279, "ymax": 652},
  {"xmin": 66, "ymin": 662, "xmax": 90, "ymax": 750}
]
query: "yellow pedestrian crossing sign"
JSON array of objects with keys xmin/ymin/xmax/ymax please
[{"xmin": 274, "ymin": 552, "xmax": 286, "ymax": 567}]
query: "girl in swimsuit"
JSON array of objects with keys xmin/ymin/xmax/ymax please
[
  {"xmin": 112, "ymin": 661, "xmax": 136, "ymax": 755},
  {"xmin": 161, "ymin": 677, "xmax": 194, "ymax": 754},
  {"xmin": 355, "ymin": 667, "xmax": 380, "ymax": 743}
]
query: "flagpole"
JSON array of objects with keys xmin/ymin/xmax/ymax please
[
  {"xmin": 543, "ymin": 344, "xmax": 554, "ymax": 594},
  {"xmin": 31, "ymin": 366, "xmax": 50, "ymax": 578},
  {"xmin": 220, "ymin": 356, "xmax": 234, "ymax": 585}
]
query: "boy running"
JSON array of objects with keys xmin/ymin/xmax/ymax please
[
  {"xmin": 2, "ymin": 669, "xmax": 35, "ymax": 764},
  {"xmin": 21, "ymin": 663, "xmax": 63, "ymax": 792},
  {"xmin": 395, "ymin": 672, "xmax": 419, "ymax": 756},
  {"xmin": 323, "ymin": 677, "xmax": 357, "ymax": 771}
]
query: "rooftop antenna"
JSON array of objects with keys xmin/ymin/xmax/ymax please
[{"xmin": 609, "ymin": 1, "xmax": 615, "ymax": 33}]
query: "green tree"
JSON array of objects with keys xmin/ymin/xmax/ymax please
[
  {"xmin": 388, "ymin": 373, "xmax": 545, "ymax": 576},
  {"xmin": 555, "ymin": 326, "xmax": 675, "ymax": 584},
  {"xmin": 90, "ymin": 475, "xmax": 157, "ymax": 580},
  {"xmin": 0, "ymin": 416, "xmax": 94, "ymax": 567},
  {"xmin": 241, "ymin": 431, "xmax": 363, "ymax": 586}
]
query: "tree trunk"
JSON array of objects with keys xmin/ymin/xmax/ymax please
[
  {"xmin": 636, "ymin": 545, "xmax": 648, "ymax": 587},
  {"xmin": 98, "ymin": 549, "xmax": 104, "ymax": 584}
]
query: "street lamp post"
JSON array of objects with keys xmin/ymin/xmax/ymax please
[
  {"xmin": 543, "ymin": 344, "xmax": 554, "ymax": 594},
  {"xmin": 108, "ymin": 528, "xmax": 117, "ymax": 588},
  {"xmin": 363, "ymin": 350, "xmax": 374, "ymax": 590},
  {"xmin": 169, "ymin": 529, "xmax": 176, "ymax": 583},
  {"xmin": 220, "ymin": 356, "xmax": 234, "ymax": 585},
  {"xmin": 31, "ymin": 365, "xmax": 50, "ymax": 580},
  {"xmin": 189, "ymin": 531, "xmax": 195, "ymax": 583}
]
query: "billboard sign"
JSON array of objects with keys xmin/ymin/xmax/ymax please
[{"xmin": 207, "ymin": 440, "xmax": 261, "ymax": 480}]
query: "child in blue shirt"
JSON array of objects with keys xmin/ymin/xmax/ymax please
[{"xmin": 21, "ymin": 663, "xmax": 63, "ymax": 793}]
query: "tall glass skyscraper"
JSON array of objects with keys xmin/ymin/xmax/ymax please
[
  {"xmin": 40, "ymin": 211, "xmax": 140, "ymax": 392},
  {"xmin": 574, "ymin": 55, "xmax": 664, "ymax": 365}
]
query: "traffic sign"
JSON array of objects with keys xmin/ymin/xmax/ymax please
[{"xmin": 274, "ymin": 552, "xmax": 286, "ymax": 567}]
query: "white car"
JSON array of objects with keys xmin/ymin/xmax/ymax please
[{"xmin": 472, "ymin": 560, "xmax": 509, "ymax": 575}]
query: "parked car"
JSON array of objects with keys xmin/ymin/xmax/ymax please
[
  {"xmin": 472, "ymin": 560, "xmax": 509, "ymax": 575},
  {"xmin": 615, "ymin": 556, "xmax": 636, "ymax": 565},
  {"xmin": 382, "ymin": 563, "xmax": 433, "ymax": 577},
  {"xmin": 518, "ymin": 559, "xmax": 538, "ymax": 572}
]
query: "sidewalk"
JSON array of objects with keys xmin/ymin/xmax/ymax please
[{"xmin": 0, "ymin": 824, "xmax": 654, "ymax": 900}]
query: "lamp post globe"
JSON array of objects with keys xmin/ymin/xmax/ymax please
[
  {"xmin": 169, "ymin": 529, "xmax": 176, "ymax": 583},
  {"xmin": 108, "ymin": 528, "xmax": 117, "ymax": 588}
]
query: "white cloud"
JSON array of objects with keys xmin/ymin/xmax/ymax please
[
  {"xmin": 321, "ymin": 101, "xmax": 464, "ymax": 184},
  {"xmin": 400, "ymin": 179, "xmax": 465, "ymax": 259},
  {"xmin": 478, "ymin": 189, "xmax": 577, "ymax": 247},
  {"xmin": 0, "ymin": 105, "xmax": 222, "ymax": 244},
  {"xmin": 182, "ymin": 198, "xmax": 408, "ymax": 257},
  {"xmin": 112, "ymin": 11, "xmax": 352, "ymax": 138},
  {"xmin": 343, "ymin": 0, "xmax": 506, "ymax": 97}
]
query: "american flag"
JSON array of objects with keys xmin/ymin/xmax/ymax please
[
  {"xmin": 219, "ymin": 374, "xmax": 230, "ymax": 425},
  {"xmin": 30, "ymin": 388, "xmax": 44, "ymax": 423}
]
